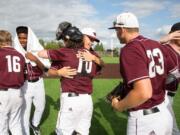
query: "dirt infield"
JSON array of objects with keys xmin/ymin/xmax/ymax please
[
  {"xmin": 96, "ymin": 64, "xmax": 120, "ymax": 79},
  {"xmin": 44, "ymin": 64, "xmax": 121, "ymax": 79}
]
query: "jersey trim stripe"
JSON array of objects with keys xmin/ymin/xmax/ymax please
[{"xmin": 128, "ymin": 76, "xmax": 149, "ymax": 84}]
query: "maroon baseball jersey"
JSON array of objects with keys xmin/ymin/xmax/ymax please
[
  {"xmin": 163, "ymin": 44, "xmax": 180, "ymax": 92},
  {"xmin": 48, "ymin": 47, "xmax": 101, "ymax": 94},
  {"xmin": 26, "ymin": 63, "xmax": 43, "ymax": 81},
  {"xmin": 0, "ymin": 47, "xmax": 25, "ymax": 89},
  {"xmin": 120, "ymin": 35, "xmax": 175, "ymax": 111}
]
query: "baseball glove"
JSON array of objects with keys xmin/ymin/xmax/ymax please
[{"xmin": 106, "ymin": 82, "xmax": 125, "ymax": 103}]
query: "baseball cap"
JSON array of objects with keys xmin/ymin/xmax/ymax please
[
  {"xmin": 81, "ymin": 27, "xmax": 100, "ymax": 42},
  {"xmin": 63, "ymin": 26, "xmax": 83, "ymax": 42},
  {"xmin": 170, "ymin": 22, "xmax": 180, "ymax": 33},
  {"xmin": 109, "ymin": 12, "xmax": 139, "ymax": 29},
  {"xmin": 56, "ymin": 21, "xmax": 72, "ymax": 40}
]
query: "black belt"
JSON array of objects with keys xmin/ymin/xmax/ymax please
[
  {"xmin": 167, "ymin": 91, "xmax": 176, "ymax": 97},
  {"xmin": 28, "ymin": 78, "xmax": 39, "ymax": 83},
  {"xmin": 0, "ymin": 88, "xmax": 19, "ymax": 91},
  {"xmin": 143, "ymin": 107, "xmax": 160, "ymax": 115},
  {"xmin": 68, "ymin": 92, "xmax": 79, "ymax": 97},
  {"xmin": 0, "ymin": 88, "xmax": 8, "ymax": 91}
]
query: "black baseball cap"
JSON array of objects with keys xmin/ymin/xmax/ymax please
[
  {"xmin": 170, "ymin": 22, "xmax": 180, "ymax": 33},
  {"xmin": 63, "ymin": 26, "xmax": 83, "ymax": 42},
  {"xmin": 56, "ymin": 21, "xmax": 72, "ymax": 40}
]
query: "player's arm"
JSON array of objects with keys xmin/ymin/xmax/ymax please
[
  {"xmin": 92, "ymin": 55, "xmax": 105, "ymax": 67},
  {"xmin": 111, "ymin": 78, "xmax": 152, "ymax": 112},
  {"xmin": 48, "ymin": 67, "xmax": 77, "ymax": 78},
  {"xmin": 25, "ymin": 52, "xmax": 48, "ymax": 73},
  {"xmin": 38, "ymin": 50, "xmax": 48, "ymax": 59},
  {"xmin": 159, "ymin": 30, "xmax": 180, "ymax": 44},
  {"xmin": 77, "ymin": 50, "xmax": 105, "ymax": 67}
]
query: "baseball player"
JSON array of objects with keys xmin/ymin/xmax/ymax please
[
  {"xmin": 109, "ymin": 12, "xmax": 175, "ymax": 135},
  {"xmin": 14, "ymin": 26, "xmax": 50, "ymax": 135},
  {"xmin": 0, "ymin": 30, "xmax": 26, "ymax": 135},
  {"xmin": 160, "ymin": 22, "xmax": 180, "ymax": 135},
  {"xmin": 38, "ymin": 22, "xmax": 102, "ymax": 135}
]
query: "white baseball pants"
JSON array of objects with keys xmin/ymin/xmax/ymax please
[
  {"xmin": 21, "ymin": 78, "xmax": 45, "ymax": 135},
  {"xmin": 165, "ymin": 93, "xmax": 180, "ymax": 135},
  {"xmin": 0, "ymin": 88, "xmax": 23, "ymax": 135},
  {"xmin": 56, "ymin": 93, "xmax": 93, "ymax": 135},
  {"xmin": 127, "ymin": 101, "xmax": 173, "ymax": 135}
]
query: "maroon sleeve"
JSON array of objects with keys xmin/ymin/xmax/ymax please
[
  {"xmin": 120, "ymin": 45, "xmax": 149, "ymax": 84},
  {"xmin": 50, "ymin": 61, "xmax": 62, "ymax": 70},
  {"xmin": 47, "ymin": 49, "xmax": 65, "ymax": 61},
  {"xmin": 162, "ymin": 45, "xmax": 178, "ymax": 74}
]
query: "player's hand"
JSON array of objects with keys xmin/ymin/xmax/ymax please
[
  {"xmin": 57, "ymin": 66, "xmax": 77, "ymax": 79},
  {"xmin": 160, "ymin": 30, "xmax": 180, "ymax": 43},
  {"xmin": 111, "ymin": 97, "xmax": 124, "ymax": 112},
  {"xmin": 25, "ymin": 52, "xmax": 38, "ymax": 62},
  {"xmin": 77, "ymin": 50, "xmax": 96, "ymax": 62},
  {"xmin": 169, "ymin": 30, "xmax": 180, "ymax": 40}
]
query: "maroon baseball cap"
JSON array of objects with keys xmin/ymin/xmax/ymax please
[{"xmin": 170, "ymin": 22, "xmax": 180, "ymax": 33}]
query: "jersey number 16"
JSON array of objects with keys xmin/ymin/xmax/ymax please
[{"xmin": 6, "ymin": 55, "xmax": 21, "ymax": 72}]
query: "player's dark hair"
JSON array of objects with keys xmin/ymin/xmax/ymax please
[
  {"xmin": 170, "ymin": 22, "xmax": 180, "ymax": 33},
  {"xmin": 16, "ymin": 26, "xmax": 28, "ymax": 34},
  {"xmin": 0, "ymin": 30, "xmax": 12, "ymax": 46},
  {"xmin": 64, "ymin": 39, "xmax": 83, "ymax": 49}
]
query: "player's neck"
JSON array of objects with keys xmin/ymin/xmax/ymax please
[
  {"xmin": 126, "ymin": 33, "xmax": 139, "ymax": 43},
  {"xmin": 1, "ymin": 45, "xmax": 12, "ymax": 48}
]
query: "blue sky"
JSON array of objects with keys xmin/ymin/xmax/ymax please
[{"xmin": 0, "ymin": 0, "xmax": 179, "ymax": 49}]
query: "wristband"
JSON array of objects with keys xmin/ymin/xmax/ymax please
[{"xmin": 43, "ymin": 67, "xmax": 49, "ymax": 73}]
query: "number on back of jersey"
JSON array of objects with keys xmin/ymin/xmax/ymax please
[
  {"xmin": 77, "ymin": 58, "xmax": 92, "ymax": 76},
  {"xmin": 146, "ymin": 48, "xmax": 164, "ymax": 78},
  {"xmin": 6, "ymin": 55, "xmax": 21, "ymax": 72}
]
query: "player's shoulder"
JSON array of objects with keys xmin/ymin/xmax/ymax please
[
  {"xmin": 1, "ymin": 47, "xmax": 22, "ymax": 56},
  {"xmin": 132, "ymin": 35, "xmax": 163, "ymax": 51},
  {"xmin": 49, "ymin": 47, "xmax": 73, "ymax": 54},
  {"xmin": 161, "ymin": 44, "xmax": 174, "ymax": 52},
  {"xmin": 59, "ymin": 47, "xmax": 75, "ymax": 53}
]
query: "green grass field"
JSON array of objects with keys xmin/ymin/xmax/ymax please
[
  {"xmin": 37, "ymin": 78, "xmax": 180, "ymax": 135},
  {"xmin": 102, "ymin": 57, "xmax": 119, "ymax": 63}
]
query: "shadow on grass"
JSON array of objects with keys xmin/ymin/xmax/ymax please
[
  {"xmin": 90, "ymin": 98, "xmax": 127, "ymax": 135},
  {"xmin": 31, "ymin": 95, "xmax": 60, "ymax": 134},
  {"xmin": 40, "ymin": 95, "xmax": 60, "ymax": 125}
]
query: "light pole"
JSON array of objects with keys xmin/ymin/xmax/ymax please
[{"xmin": 110, "ymin": 33, "xmax": 116, "ymax": 57}]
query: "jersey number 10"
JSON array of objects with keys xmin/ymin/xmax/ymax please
[
  {"xmin": 77, "ymin": 58, "xmax": 92, "ymax": 74},
  {"xmin": 6, "ymin": 55, "xmax": 21, "ymax": 72}
]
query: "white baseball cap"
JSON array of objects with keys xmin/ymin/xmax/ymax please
[
  {"xmin": 81, "ymin": 27, "xmax": 100, "ymax": 42},
  {"xmin": 109, "ymin": 12, "xmax": 139, "ymax": 29}
]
